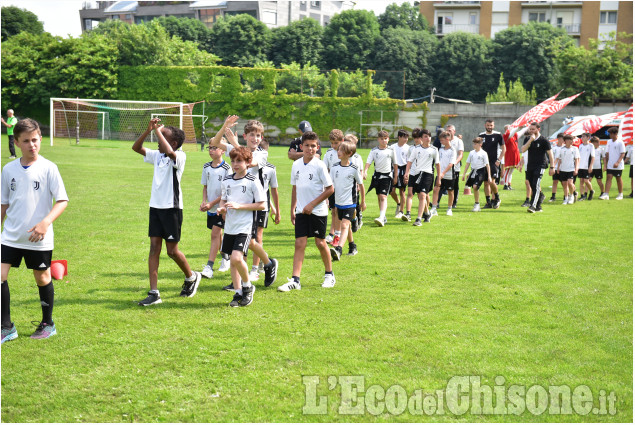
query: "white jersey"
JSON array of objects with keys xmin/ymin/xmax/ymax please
[
  {"xmin": 578, "ymin": 143, "xmax": 596, "ymax": 169},
  {"xmin": 1, "ymin": 157, "xmax": 68, "ymax": 251},
  {"xmin": 438, "ymin": 146, "xmax": 457, "ymax": 179},
  {"xmin": 330, "ymin": 162, "xmax": 362, "ymax": 207},
  {"xmin": 626, "ymin": 144, "xmax": 633, "ymax": 162},
  {"xmin": 260, "ymin": 162, "xmax": 278, "ymax": 212},
  {"xmin": 551, "ymin": 145, "xmax": 563, "ymax": 166},
  {"xmin": 592, "ymin": 146, "xmax": 605, "ymax": 169},
  {"xmin": 450, "ymin": 136, "xmax": 464, "ymax": 172},
  {"xmin": 466, "ymin": 149, "xmax": 489, "ymax": 171},
  {"xmin": 390, "ymin": 143, "xmax": 410, "ymax": 167},
  {"xmin": 221, "ymin": 173, "xmax": 266, "ymax": 235},
  {"xmin": 557, "ymin": 146, "xmax": 580, "ymax": 172},
  {"xmin": 144, "ymin": 149, "xmax": 186, "ymax": 209},
  {"xmin": 366, "ymin": 147, "xmax": 395, "ymax": 174},
  {"xmin": 201, "ymin": 160, "xmax": 231, "ymax": 214},
  {"xmin": 407, "ymin": 145, "xmax": 438, "ymax": 175},
  {"xmin": 226, "ymin": 145, "xmax": 268, "ymax": 177},
  {"xmin": 323, "ymin": 148, "xmax": 339, "ymax": 171},
  {"xmin": 606, "ymin": 138, "xmax": 626, "ymax": 170},
  {"xmin": 291, "ymin": 157, "xmax": 332, "ymax": 216},
  {"xmin": 351, "ymin": 153, "xmax": 363, "ymax": 170},
  {"xmin": 521, "ymin": 151, "xmax": 528, "ymax": 171}
]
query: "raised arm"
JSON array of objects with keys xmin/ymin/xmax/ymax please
[
  {"xmin": 211, "ymin": 115, "xmax": 239, "ymax": 149},
  {"xmin": 132, "ymin": 118, "xmax": 159, "ymax": 156},
  {"xmin": 154, "ymin": 124, "xmax": 177, "ymax": 161}
]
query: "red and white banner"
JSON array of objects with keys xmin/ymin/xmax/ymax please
[
  {"xmin": 563, "ymin": 110, "xmax": 627, "ymax": 136},
  {"xmin": 619, "ymin": 104, "xmax": 633, "ymax": 145},
  {"xmin": 543, "ymin": 92, "xmax": 584, "ymax": 117},
  {"xmin": 510, "ymin": 91, "xmax": 561, "ymax": 129}
]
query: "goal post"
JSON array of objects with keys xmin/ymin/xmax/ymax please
[{"xmin": 50, "ymin": 98, "xmax": 205, "ymax": 146}]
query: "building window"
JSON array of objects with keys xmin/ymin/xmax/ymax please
[
  {"xmin": 436, "ymin": 13, "xmax": 452, "ymax": 34},
  {"xmin": 199, "ymin": 8, "xmax": 220, "ymax": 27},
  {"xmin": 111, "ymin": 14, "xmax": 120, "ymax": 20},
  {"xmin": 310, "ymin": 1, "xmax": 321, "ymax": 9},
  {"xmin": 299, "ymin": 14, "xmax": 306, "ymax": 19},
  {"xmin": 469, "ymin": 12, "xmax": 477, "ymax": 26},
  {"xmin": 528, "ymin": 12, "xmax": 546, "ymax": 22},
  {"xmin": 125, "ymin": 14, "xmax": 132, "ymax": 20},
  {"xmin": 323, "ymin": 15, "xmax": 330, "ymax": 25},
  {"xmin": 309, "ymin": 12, "xmax": 321, "ymax": 23},
  {"xmin": 492, "ymin": 12, "xmax": 507, "ymax": 25},
  {"xmin": 262, "ymin": 10, "xmax": 277, "ymax": 25},
  {"xmin": 300, "ymin": 1, "xmax": 307, "ymax": 11},
  {"xmin": 600, "ymin": 11, "xmax": 617, "ymax": 24}
]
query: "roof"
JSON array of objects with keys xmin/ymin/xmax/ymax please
[
  {"xmin": 104, "ymin": 1, "xmax": 138, "ymax": 14},
  {"xmin": 189, "ymin": 1, "xmax": 227, "ymax": 10}
]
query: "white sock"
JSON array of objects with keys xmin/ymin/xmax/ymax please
[
  {"xmin": 235, "ymin": 288, "xmax": 243, "ymax": 295},
  {"xmin": 334, "ymin": 231, "xmax": 341, "ymax": 237},
  {"xmin": 185, "ymin": 273, "xmax": 196, "ymax": 282}
]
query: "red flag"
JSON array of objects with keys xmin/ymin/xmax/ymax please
[
  {"xmin": 542, "ymin": 92, "xmax": 584, "ymax": 118},
  {"xmin": 562, "ymin": 111, "xmax": 626, "ymax": 136},
  {"xmin": 510, "ymin": 91, "xmax": 561, "ymax": 129},
  {"xmin": 619, "ymin": 104, "xmax": 633, "ymax": 145}
]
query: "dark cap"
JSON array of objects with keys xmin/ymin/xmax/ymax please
[{"xmin": 299, "ymin": 120, "xmax": 312, "ymax": 133}]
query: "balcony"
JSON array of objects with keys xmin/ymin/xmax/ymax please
[
  {"xmin": 556, "ymin": 22, "xmax": 580, "ymax": 35},
  {"xmin": 436, "ymin": 23, "xmax": 480, "ymax": 35},
  {"xmin": 435, "ymin": 1, "xmax": 481, "ymax": 8}
]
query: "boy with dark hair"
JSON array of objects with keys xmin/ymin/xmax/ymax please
[
  {"xmin": 324, "ymin": 129, "xmax": 344, "ymax": 246},
  {"xmin": 344, "ymin": 134, "xmax": 365, "ymax": 231},
  {"xmin": 278, "ymin": 131, "xmax": 335, "ymax": 291},
  {"xmin": 404, "ymin": 128, "xmax": 439, "ymax": 225},
  {"xmin": 430, "ymin": 131, "xmax": 456, "ymax": 217},
  {"xmin": 218, "ymin": 147, "xmax": 266, "ymax": 307},
  {"xmin": 600, "ymin": 127, "xmax": 626, "ymax": 200},
  {"xmin": 479, "ymin": 119, "xmax": 504, "ymax": 209},
  {"xmin": 1, "ymin": 118, "xmax": 68, "ymax": 342},
  {"xmin": 364, "ymin": 130, "xmax": 396, "ymax": 227},
  {"xmin": 521, "ymin": 122, "xmax": 555, "ymax": 213},
  {"xmin": 462, "ymin": 137, "xmax": 491, "ymax": 212},
  {"xmin": 548, "ymin": 133, "xmax": 565, "ymax": 203},
  {"xmin": 133, "ymin": 118, "xmax": 202, "ymax": 306},
  {"xmin": 556, "ymin": 134, "xmax": 580, "ymax": 204},
  {"xmin": 589, "ymin": 136, "xmax": 604, "ymax": 200},
  {"xmin": 577, "ymin": 132, "xmax": 595, "ymax": 201},
  {"xmin": 389, "ymin": 129, "xmax": 410, "ymax": 219}
]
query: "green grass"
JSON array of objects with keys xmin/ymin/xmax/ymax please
[{"xmin": 1, "ymin": 137, "xmax": 632, "ymax": 422}]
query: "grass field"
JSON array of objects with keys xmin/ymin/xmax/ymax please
[{"xmin": 1, "ymin": 136, "xmax": 632, "ymax": 422}]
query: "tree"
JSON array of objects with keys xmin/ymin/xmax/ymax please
[
  {"xmin": 209, "ymin": 14, "xmax": 271, "ymax": 67},
  {"xmin": 1, "ymin": 6, "xmax": 44, "ymax": 41},
  {"xmin": 322, "ymin": 9, "xmax": 380, "ymax": 70},
  {"xmin": 486, "ymin": 73, "xmax": 537, "ymax": 105},
  {"xmin": 492, "ymin": 22, "xmax": 574, "ymax": 99},
  {"xmin": 372, "ymin": 27, "xmax": 438, "ymax": 99},
  {"xmin": 154, "ymin": 15, "xmax": 212, "ymax": 49},
  {"xmin": 431, "ymin": 32, "xmax": 497, "ymax": 102},
  {"xmin": 269, "ymin": 19, "xmax": 324, "ymax": 67},
  {"xmin": 377, "ymin": 2, "xmax": 429, "ymax": 32},
  {"xmin": 555, "ymin": 32, "xmax": 633, "ymax": 105}
]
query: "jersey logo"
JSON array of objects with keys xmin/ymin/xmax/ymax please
[
  {"xmin": 335, "ymin": 171, "xmax": 339, "ymax": 178},
  {"xmin": 33, "ymin": 181, "xmax": 40, "ymax": 190},
  {"xmin": 309, "ymin": 173, "xmax": 313, "ymax": 180},
  {"xmin": 238, "ymin": 243, "xmax": 243, "ymax": 247},
  {"xmin": 227, "ymin": 187, "xmax": 232, "ymax": 195},
  {"xmin": 218, "ymin": 176, "xmax": 223, "ymax": 181},
  {"xmin": 10, "ymin": 178, "xmax": 15, "ymax": 191},
  {"xmin": 39, "ymin": 263, "xmax": 47, "ymax": 268},
  {"xmin": 242, "ymin": 186, "xmax": 246, "ymax": 193}
]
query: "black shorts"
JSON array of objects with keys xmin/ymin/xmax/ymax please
[
  {"xmin": 466, "ymin": 167, "xmax": 488, "ymax": 189},
  {"xmin": 256, "ymin": 211, "xmax": 269, "ymax": 229},
  {"xmin": 591, "ymin": 169, "xmax": 603, "ymax": 179},
  {"xmin": 552, "ymin": 171, "xmax": 560, "ymax": 182},
  {"xmin": 416, "ymin": 172, "xmax": 434, "ymax": 194},
  {"xmin": 438, "ymin": 178, "xmax": 454, "ymax": 191},
  {"xmin": 295, "ymin": 213, "xmax": 327, "ymax": 239},
  {"xmin": 559, "ymin": 171, "xmax": 574, "ymax": 181},
  {"xmin": 490, "ymin": 162, "xmax": 500, "ymax": 180},
  {"xmin": 394, "ymin": 165, "xmax": 407, "ymax": 189},
  {"xmin": 577, "ymin": 169, "xmax": 590, "ymax": 179},
  {"xmin": 336, "ymin": 206, "xmax": 356, "ymax": 221},
  {"xmin": 607, "ymin": 169, "xmax": 622, "ymax": 177},
  {"xmin": 328, "ymin": 192, "xmax": 336, "ymax": 210},
  {"xmin": 1, "ymin": 245, "xmax": 52, "ymax": 270},
  {"xmin": 149, "ymin": 207, "xmax": 182, "ymax": 242},
  {"xmin": 407, "ymin": 174, "xmax": 419, "ymax": 190},
  {"xmin": 630, "ymin": 165, "xmax": 633, "ymax": 179},
  {"xmin": 221, "ymin": 233, "xmax": 250, "ymax": 257},
  {"xmin": 374, "ymin": 175, "xmax": 392, "ymax": 195},
  {"xmin": 206, "ymin": 213, "xmax": 224, "ymax": 230}
]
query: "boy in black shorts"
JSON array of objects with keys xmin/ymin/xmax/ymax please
[
  {"xmin": 462, "ymin": 137, "xmax": 491, "ymax": 212},
  {"xmin": 389, "ymin": 129, "xmax": 410, "ymax": 219},
  {"xmin": 133, "ymin": 118, "xmax": 202, "ymax": 306},
  {"xmin": 363, "ymin": 130, "xmax": 396, "ymax": 227}
]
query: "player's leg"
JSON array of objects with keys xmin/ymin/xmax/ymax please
[
  {"xmin": 616, "ymin": 175, "xmax": 623, "ymax": 194},
  {"xmin": 604, "ymin": 173, "xmax": 613, "ymax": 196},
  {"xmin": 405, "ymin": 187, "xmax": 414, "ymax": 216},
  {"xmin": 1, "ymin": 262, "xmax": 16, "ymax": 343},
  {"xmin": 338, "ymin": 219, "xmax": 351, "ymax": 248},
  {"xmin": 252, "ymin": 226, "xmax": 264, "ymax": 270},
  {"xmin": 596, "ymin": 174, "xmax": 605, "ymax": 194},
  {"xmin": 148, "ymin": 236, "xmax": 163, "ymax": 291},
  {"xmin": 292, "ymin": 237, "xmax": 307, "ymax": 278},
  {"xmin": 447, "ymin": 190, "xmax": 455, "ymax": 213},
  {"xmin": 377, "ymin": 194, "xmax": 387, "ymax": 220},
  {"xmin": 166, "ymin": 242, "xmax": 194, "ymax": 278}
]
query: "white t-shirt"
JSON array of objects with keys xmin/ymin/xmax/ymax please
[
  {"xmin": 606, "ymin": 139, "xmax": 626, "ymax": 170},
  {"xmin": 366, "ymin": 147, "xmax": 395, "ymax": 174},
  {"xmin": 261, "ymin": 162, "xmax": 278, "ymax": 212},
  {"xmin": 1, "ymin": 157, "xmax": 68, "ymax": 251},
  {"xmin": 552, "ymin": 145, "xmax": 562, "ymax": 166},
  {"xmin": 226, "ymin": 145, "xmax": 268, "ymax": 177},
  {"xmin": 330, "ymin": 162, "xmax": 362, "ymax": 207},
  {"xmin": 291, "ymin": 157, "xmax": 333, "ymax": 216},
  {"xmin": 407, "ymin": 145, "xmax": 438, "ymax": 175},
  {"xmin": 626, "ymin": 144, "xmax": 633, "ymax": 162},
  {"xmin": 592, "ymin": 146, "xmax": 605, "ymax": 170},
  {"xmin": 201, "ymin": 160, "xmax": 231, "ymax": 214},
  {"xmin": 351, "ymin": 153, "xmax": 363, "ymax": 170},
  {"xmin": 438, "ymin": 146, "xmax": 457, "ymax": 180},
  {"xmin": 144, "ymin": 149, "xmax": 186, "ymax": 209},
  {"xmin": 557, "ymin": 146, "xmax": 580, "ymax": 172},
  {"xmin": 390, "ymin": 143, "xmax": 410, "ymax": 167},
  {"xmin": 521, "ymin": 151, "xmax": 528, "ymax": 171},
  {"xmin": 450, "ymin": 136, "xmax": 464, "ymax": 172},
  {"xmin": 466, "ymin": 149, "xmax": 489, "ymax": 171},
  {"xmin": 221, "ymin": 173, "xmax": 266, "ymax": 235},
  {"xmin": 323, "ymin": 147, "xmax": 339, "ymax": 171},
  {"xmin": 578, "ymin": 143, "xmax": 596, "ymax": 169}
]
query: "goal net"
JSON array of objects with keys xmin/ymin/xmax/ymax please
[{"xmin": 50, "ymin": 98, "xmax": 205, "ymax": 145}]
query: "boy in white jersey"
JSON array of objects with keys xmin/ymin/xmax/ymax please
[
  {"xmin": 344, "ymin": 134, "xmax": 365, "ymax": 231},
  {"xmin": 556, "ymin": 134, "xmax": 580, "ymax": 204},
  {"xmin": 401, "ymin": 128, "xmax": 424, "ymax": 222},
  {"xmin": 548, "ymin": 133, "xmax": 565, "ymax": 203},
  {"xmin": 389, "ymin": 129, "xmax": 410, "ymax": 218},
  {"xmin": 1, "ymin": 119, "xmax": 68, "ymax": 342},
  {"xmin": 404, "ymin": 128, "xmax": 439, "ymax": 225},
  {"xmin": 199, "ymin": 142, "xmax": 232, "ymax": 279},
  {"xmin": 133, "ymin": 118, "xmax": 202, "ymax": 306},
  {"xmin": 211, "ymin": 116, "xmax": 279, "ymax": 287},
  {"xmin": 462, "ymin": 137, "xmax": 491, "ymax": 212},
  {"xmin": 430, "ymin": 131, "xmax": 456, "ymax": 217},
  {"xmin": 329, "ymin": 141, "xmax": 365, "ymax": 260},
  {"xmin": 600, "ymin": 127, "xmax": 626, "ymax": 200},
  {"xmin": 218, "ymin": 147, "xmax": 266, "ymax": 307},
  {"xmin": 577, "ymin": 132, "xmax": 595, "ymax": 201},
  {"xmin": 589, "ymin": 136, "xmax": 604, "ymax": 199},
  {"xmin": 323, "ymin": 129, "xmax": 343, "ymax": 246},
  {"xmin": 278, "ymin": 132, "xmax": 335, "ymax": 292},
  {"xmin": 363, "ymin": 130, "xmax": 396, "ymax": 227},
  {"xmin": 626, "ymin": 143, "xmax": 633, "ymax": 198}
]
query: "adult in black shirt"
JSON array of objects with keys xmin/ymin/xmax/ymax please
[
  {"xmin": 521, "ymin": 122, "xmax": 555, "ymax": 213},
  {"xmin": 479, "ymin": 119, "xmax": 505, "ymax": 208},
  {"xmin": 288, "ymin": 120, "xmax": 322, "ymax": 160}
]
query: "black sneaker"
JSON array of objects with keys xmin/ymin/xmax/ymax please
[
  {"xmin": 180, "ymin": 272, "xmax": 202, "ymax": 297},
  {"xmin": 527, "ymin": 205, "xmax": 536, "ymax": 214},
  {"xmin": 521, "ymin": 200, "xmax": 530, "ymax": 207},
  {"xmin": 588, "ymin": 190, "xmax": 595, "ymax": 200},
  {"xmin": 548, "ymin": 196, "xmax": 556, "ymax": 203},
  {"xmin": 482, "ymin": 202, "xmax": 493, "ymax": 209},
  {"xmin": 138, "ymin": 291, "xmax": 162, "ymax": 306},
  {"xmin": 351, "ymin": 217, "xmax": 359, "ymax": 232},
  {"xmin": 263, "ymin": 258, "xmax": 278, "ymax": 287},
  {"xmin": 423, "ymin": 214, "xmax": 430, "ymax": 223},
  {"xmin": 538, "ymin": 192, "xmax": 545, "ymax": 204},
  {"xmin": 223, "ymin": 283, "xmax": 234, "ymax": 291},
  {"xmin": 535, "ymin": 206, "xmax": 543, "ymax": 212},
  {"xmin": 229, "ymin": 291, "xmax": 242, "ymax": 307},
  {"xmin": 239, "ymin": 285, "xmax": 255, "ymax": 307},
  {"xmin": 347, "ymin": 245, "xmax": 358, "ymax": 256},
  {"xmin": 413, "ymin": 218, "xmax": 422, "ymax": 226},
  {"xmin": 579, "ymin": 194, "xmax": 587, "ymax": 201},
  {"xmin": 330, "ymin": 245, "xmax": 341, "ymax": 261},
  {"xmin": 494, "ymin": 198, "xmax": 501, "ymax": 209},
  {"xmin": 629, "ymin": 192, "xmax": 633, "ymax": 198}
]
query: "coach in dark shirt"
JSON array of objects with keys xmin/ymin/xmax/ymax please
[
  {"xmin": 521, "ymin": 122, "xmax": 555, "ymax": 213},
  {"xmin": 288, "ymin": 120, "xmax": 322, "ymax": 160}
]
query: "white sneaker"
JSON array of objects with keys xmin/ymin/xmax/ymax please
[
  {"xmin": 374, "ymin": 217, "xmax": 385, "ymax": 227},
  {"xmin": 218, "ymin": 258, "xmax": 230, "ymax": 272},
  {"xmin": 616, "ymin": 193, "xmax": 624, "ymax": 200},
  {"xmin": 394, "ymin": 204, "xmax": 400, "ymax": 217},
  {"xmin": 278, "ymin": 278, "xmax": 301, "ymax": 292},
  {"xmin": 321, "ymin": 274, "xmax": 336, "ymax": 288},
  {"xmin": 599, "ymin": 193, "xmax": 609, "ymax": 200},
  {"xmin": 325, "ymin": 234, "xmax": 334, "ymax": 244},
  {"xmin": 446, "ymin": 208, "xmax": 453, "ymax": 216},
  {"xmin": 201, "ymin": 264, "xmax": 213, "ymax": 279},
  {"xmin": 563, "ymin": 197, "xmax": 569, "ymax": 205},
  {"xmin": 395, "ymin": 211, "xmax": 403, "ymax": 219},
  {"xmin": 472, "ymin": 203, "xmax": 480, "ymax": 212},
  {"xmin": 248, "ymin": 269, "xmax": 260, "ymax": 281},
  {"xmin": 430, "ymin": 207, "xmax": 438, "ymax": 217}
]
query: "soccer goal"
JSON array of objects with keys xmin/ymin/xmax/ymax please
[{"xmin": 50, "ymin": 98, "xmax": 206, "ymax": 146}]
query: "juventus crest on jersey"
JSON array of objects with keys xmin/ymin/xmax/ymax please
[
  {"xmin": 330, "ymin": 162, "xmax": 362, "ymax": 207},
  {"xmin": 221, "ymin": 173, "xmax": 266, "ymax": 235}
]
